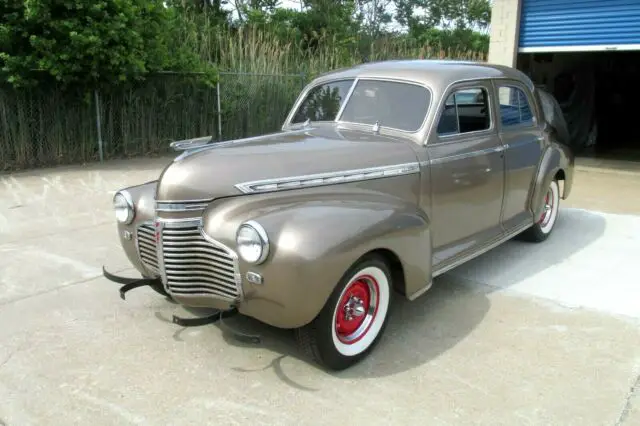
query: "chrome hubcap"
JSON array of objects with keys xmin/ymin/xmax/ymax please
[
  {"xmin": 538, "ymin": 188, "xmax": 555, "ymax": 227},
  {"xmin": 343, "ymin": 296, "xmax": 366, "ymax": 321},
  {"xmin": 334, "ymin": 275, "xmax": 379, "ymax": 344}
]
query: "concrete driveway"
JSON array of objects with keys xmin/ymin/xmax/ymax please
[{"xmin": 1, "ymin": 158, "xmax": 639, "ymax": 426}]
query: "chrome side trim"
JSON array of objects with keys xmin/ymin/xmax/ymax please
[
  {"xmin": 155, "ymin": 198, "xmax": 212, "ymax": 203},
  {"xmin": 432, "ymin": 220, "xmax": 533, "ymax": 278},
  {"xmin": 235, "ymin": 162, "xmax": 420, "ymax": 194},
  {"xmin": 156, "ymin": 217, "xmax": 204, "ymax": 227},
  {"xmin": 427, "ymin": 146, "xmax": 505, "ymax": 166}
]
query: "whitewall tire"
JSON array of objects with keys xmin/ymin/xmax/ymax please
[
  {"xmin": 521, "ymin": 179, "xmax": 560, "ymax": 242},
  {"xmin": 295, "ymin": 255, "xmax": 394, "ymax": 370}
]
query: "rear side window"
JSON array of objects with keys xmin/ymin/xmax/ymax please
[
  {"xmin": 437, "ymin": 87, "xmax": 491, "ymax": 136},
  {"xmin": 498, "ymin": 86, "xmax": 534, "ymax": 127}
]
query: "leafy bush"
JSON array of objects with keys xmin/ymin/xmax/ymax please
[{"xmin": 0, "ymin": 0, "xmax": 217, "ymax": 89}]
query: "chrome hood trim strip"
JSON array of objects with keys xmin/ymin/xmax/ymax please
[
  {"xmin": 155, "ymin": 200, "xmax": 213, "ymax": 212},
  {"xmin": 235, "ymin": 162, "xmax": 420, "ymax": 194}
]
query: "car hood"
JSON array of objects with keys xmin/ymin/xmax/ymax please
[{"xmin": 155, "ymin": 125, "xmax": 419, "ymax": 202}]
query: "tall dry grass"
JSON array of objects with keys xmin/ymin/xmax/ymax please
[
  {"xmin": 1, "ymin": 22, "xmax": 487, "ymax": 171},
  {"xmin": 180, "ymin": 18, "xmax": 487, "ymax": 77}
]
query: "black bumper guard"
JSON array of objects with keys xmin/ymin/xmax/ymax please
[{"xmin": 102, "ymin": 266, "xmax": 260, "ymax": 343}]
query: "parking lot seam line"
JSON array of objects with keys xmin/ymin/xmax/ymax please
[
  {"xmin": 0, "ymin": 267, "xmax": 134, "ymax": 308},
  {"xmin": 615, "ymin": 372, "xmax": 640, "ymax": 426}
]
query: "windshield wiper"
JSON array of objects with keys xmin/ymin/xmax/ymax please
[{"xmin": 290, "ymin": 118, "xmax": 312, "ymax": 130}]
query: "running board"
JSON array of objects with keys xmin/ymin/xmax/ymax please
[{"xmin": 432, "ymin": 221, "xmax": 533, "ymax": 278}]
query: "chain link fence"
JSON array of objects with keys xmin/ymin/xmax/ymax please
[{"xmin": 0, "ymin": 71, "xmax": 306, "ymax": 172}]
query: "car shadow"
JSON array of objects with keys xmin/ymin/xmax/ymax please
[
  {"xmin": 446, "ymin": 207, "xmax": 608, "ymax": 293},
  {"xmin": 157, "ymin": 207, "xmax": 607, "ymax": 383},
  {"xmin": 217, "ymin": 275, "xmax": 491, "ymax": 382}
]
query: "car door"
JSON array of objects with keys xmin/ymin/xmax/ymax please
[
  {"xmin": 493, "ymin": 80, "xmax": 544, "ymax": 231},
  {"xmin": 425, "ymin": 80, "xmax": 505, "ymax": 267}
]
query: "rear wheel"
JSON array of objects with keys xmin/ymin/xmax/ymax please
[
  {"xmin": 295, "ymin": 255, "xmax": 393, "ymax": 371},
  {"xmin": 521, "ymin": 179, "xmax": 560, "ymax": 242}
]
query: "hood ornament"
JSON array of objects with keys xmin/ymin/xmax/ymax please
[
  {"xmin": 372, "ymin": 120, "xmax": 381, "ymax": 134},
  {"xmin": 169, "ymin": 136, "xmax": 213, "ymax": 151}
]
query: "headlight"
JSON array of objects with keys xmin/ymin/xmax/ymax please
[
  {"xmin": 236, "ymin": 221, "xmax": 269, "ymax": 264},
  {"xmin": 113, "ymin": 191, "xmax": 135, "ymax": 224}
]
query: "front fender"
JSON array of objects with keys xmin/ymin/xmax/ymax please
[
  {"xmin": 530, "ymin": 142, "xmax": 574, "ymax": 218},
  {"xmin": 114, "ymin": 180, "xmax": 158, "ymax": 277},
  {"xmin": 200, "ymin": 186, "xmax": 431, "ymax": 329}
]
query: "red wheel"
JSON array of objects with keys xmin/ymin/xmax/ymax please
[
  {"xmin": 295, "ymin": 255, "xmax": 393, "ymax": 370},
  {"xmin": 334, "ymin": 274, "xmax": 379, "ymax": 346}
]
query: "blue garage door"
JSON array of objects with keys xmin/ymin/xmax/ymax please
[{"xmin": 519, "ymin": 0, "xmax": 640, "ymax": 52}]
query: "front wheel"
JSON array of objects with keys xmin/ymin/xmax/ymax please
[
  {"xmin": 295, "ymin": 255, "xmax": 393, "ymax": 371},
  {"xmin": 521, "ymin": 179, "xmax": 560, "ymax": 242}
]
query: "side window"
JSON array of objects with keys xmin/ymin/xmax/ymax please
[
  {"xmin": 437, "ymin": 87, "xmax": 491, "ymax": 136},
  {"xmin": 498, "ymin": 86, "xmax": 534, "ymax": 127}
]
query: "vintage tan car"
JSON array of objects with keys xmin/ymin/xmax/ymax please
[{"xmin": 104, "ymin": 60, "xmax": 574, "ymax": 370}]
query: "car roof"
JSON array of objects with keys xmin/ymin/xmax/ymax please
[{"xmin": 313, "ymin": 59, "xmax": 535, "ymax": 93}]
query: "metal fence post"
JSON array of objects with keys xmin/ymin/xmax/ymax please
[
  {"xmin": 216, "ymin": 80, "xmax": 222, "ymax": 141},
  {"xmin": 94, "ymin": 89, "xmax": 104, "ymax": 162},
  {"xmin": 300, "ymin": 72, "xmax": 306, "ymax": 91}
]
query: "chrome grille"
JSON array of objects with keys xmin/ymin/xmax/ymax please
[
  {"xmin": 136, "ymin": 223, "xmax": 159, "ymax": 274},
  {"xmin": 160, "ymin": 223, "xmax": 241, "ymax": 301}
]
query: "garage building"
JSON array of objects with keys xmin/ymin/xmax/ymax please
[{"xmin": 489, "ymin": 0, "xmax": 640, "ymax": 160}]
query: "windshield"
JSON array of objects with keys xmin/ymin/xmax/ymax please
[
  {"xmin": 291, "ymin": 79, "xmax": 354, "ymax": 123},
  {"xmin": 291, "ymin": 78, "xmax": 431, "ymax": 132}
]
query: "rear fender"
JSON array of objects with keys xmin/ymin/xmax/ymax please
[{"xmin": 530, "ymin": 143, "xmax": 572, "ymax": 218}]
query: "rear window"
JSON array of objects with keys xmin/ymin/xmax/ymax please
[{"xmin": 498, "ymin": 86, "xmax": 534, "ymax": 127}]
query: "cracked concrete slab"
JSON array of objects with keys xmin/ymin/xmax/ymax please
[{"xmin": 1, "ymin": 158, "xmax": 639, "ymax": 425}]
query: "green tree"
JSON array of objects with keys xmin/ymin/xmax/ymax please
[
  {"xmin": 0, "ymin": 0, "xmax": 214, "ymax": 89},
  {"xmin": 394, "ymin": 0, "xmax": 491, "ymax": 31}
]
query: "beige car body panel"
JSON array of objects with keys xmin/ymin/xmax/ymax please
[{"xmin": 112, "ymin": 60, "xmax": 574, "ymax": 329}]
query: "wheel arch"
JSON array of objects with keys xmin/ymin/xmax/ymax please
[
  {"xmin": 554, "ymin": 168, "xmax": 569, "ymax": 199},
  {"xmin": 357, "ymin": 248, "xmax": 407, "ymax": 297},
  {"xmin": 530, "ymin": 143, "xmax": 572, "ymax": 218}
]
